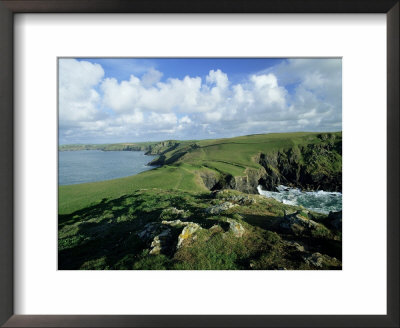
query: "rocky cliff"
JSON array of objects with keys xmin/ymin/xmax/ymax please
[
  {"xmin": 258, "ymin": 133, "xmax": 342, "ymax": 192},
  {"xmin": 199, "ymin": 133, "xmax": 342, "ymax": 193}
]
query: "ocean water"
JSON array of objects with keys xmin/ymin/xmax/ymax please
[
  {"xmin": 257, "ymin": 185, "xmax": 342, "ymax": 214},
  {"xmin": 59, "ymin": 150, "xmax": 156, "ymax": 185}
]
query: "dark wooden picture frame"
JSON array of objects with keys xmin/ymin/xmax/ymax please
[{"xmin": 0, "ymin": 1, "xmax": 398, "ymax": 327}]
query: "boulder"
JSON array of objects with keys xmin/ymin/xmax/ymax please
[
  {"xmin": 226, "ymin": 219, "xmax": 245, "ymax": 237},
  {"xmin": 149, "ymin": 236, "xmax": 162, "ymax": 255},
  {"xmin": 303, "ymin": 252, "xmax": 324, "ymax": 268},
  {"xmin": 280, "ymin": 211, "xmax": 322, "ymax": 235},
  {"xmin": 137, "ymin": 222, "xmax": 160, "ymax": 241},
  {"xmin": 161, "ymin": 219, "xmax": 189, "ymax": 228},
  {"xmin": 177, "ymin": 223, "xmax": 202, "ymax": 248},
  {"xmin": 283, "ymin": 240, "xmax": 305, "ymax": 252},
  {"xmin": 149, "ymin": 228, "xmax": 171, "ymax": 255},
  {"xmin": 205, "ymin": 202, "xmax": 238, "ymax": 215}
]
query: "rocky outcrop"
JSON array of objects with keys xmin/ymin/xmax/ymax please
[
  {"xmin": 258, "ymin": 134, "xmax": 342, "ymax": 192},
  {"xmin": 162, "ymin": 219, "xmax": 191, "ymax": 228},
  {"xmin": 199, "ymin": 134, "xmax": 341, "ymax": 194},
  {"xmin": 280, "ymin": 211, "xmax": 330, "ymax": 237},
  {"xmin": 213, "ymin": 190, "xmax": 257, "ymax": 205},
  {"xmin": 226, "ymin": 219, "xmax": 245, "ymax": 237},
  {"xmin": 147, "ymin": 143, "xmax": 200, "ymax": 166},
  {"xmin": 137, "ymin": 222, "xmax": 161, "ymax": 241},
  {"xmin": 303, "ymin": 252, "xmax": 341, "ymax": 269},
  {"xmin": 177, "ymin": 223, "xmax": 202, "ymax": 248},
  {"xmin": 283, "ymin": 240, "xmax": 305, "ymax": 252},
  {"xmin": 229, "ymin": 167, "xmax": 267, "ymax": 194},
  {"xmin": 200, "ymin": 171, "xmax": 221, "ymax": 190},
  {"xmin": 140, "ymin": 219, "xmax": 203, "ymax": 254},
  {"xmin": 200, "ymin": 167, "xmax": 266, "ymax": 194},
  {"xmin": 303, "ymin": 252, "xmax": 324, "ymax": 268},
  {"xmin": 149, "ymin": 228, "xmax": 172, "ymax": 255},
  {"xmin": 138, "ymin": 222, "xmax": 173, "ymax": 255},
  {"xmin": 205, "ymin": 202, "xmax": 238, "ymax": 215},
  {"xmin": 145, "ymin": 140, "xmax": 179, "ymax": 155}
]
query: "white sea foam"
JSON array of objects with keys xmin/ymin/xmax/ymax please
[{"xmin": 257, "ymin": 185, "xmax": 342, "ymax": 214}]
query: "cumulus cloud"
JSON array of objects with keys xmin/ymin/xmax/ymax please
[
  {"xmin": 141, "ymin": 68, "xmax": 163, "ymax": 87},
  {"xmin": 59, "ymin": 59, "xmax": 104, "ymax": 124},
  {"xmin": 59, "ymin": 59, "xmax": 342, "ymax": 143}
]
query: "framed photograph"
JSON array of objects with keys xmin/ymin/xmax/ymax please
[
  {"xmin": 1, "ymin": 0, "xmax": 398, "ymax": 327},
  {"xmin": 57, "ymin": 56, "xmax": 343, "ymax": 272}
]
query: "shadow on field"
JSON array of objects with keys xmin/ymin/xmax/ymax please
[
  {"xmin": 58, "ymin": 192, "xmax": 213, "ymax": 270},
  {"xmin": 59, "ymin": 196, "xmax": 148, "ymax": 270}
]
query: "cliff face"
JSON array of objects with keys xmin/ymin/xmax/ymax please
[
  {"xmin": 199, "ymin": 167, "xmax": 266, "ymax": 194},
  {"xmin": 199, "ymin": 133, "xmax": 342, "ymax": 193},
  {"xmin": 147, "ymin": 142, "xmax": 200, "ymax": 166},
  {"xmin": 258, "ymin": 134, "xmax": 342, "ymax": 192},
  {"xmin": 145, "ymin": 140, "xmax": 179, "ymax": 155}
]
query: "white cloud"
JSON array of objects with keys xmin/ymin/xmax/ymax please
[
  {"xmin": 59, "ymin": 59, "xmax": 341, "ymax": 143},
  {"xmin": 141, "ymin": 68, "xmax": 163, "ymax": 87},
  {"xmin": 101, "ymin": 75, "xmax": 141, "ymax": 113},
  {"xmin": 59, "ymin": 59, "xmax": 104, "ymax": 124},
  {"xmin": 148, "ymin": 112, "xmax": 177, "ymax": 127},
  {"xmin": 179, "ymin": 116, "xmax": 192, "ymax": 124},
  {"xmin": 269, "ymin": 58, "xmax": 342, "ymax": 115}
]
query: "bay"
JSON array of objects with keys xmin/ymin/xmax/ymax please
[{"xmin": 59, "ymin": 150, "xmax": 156, "ymax": 185}]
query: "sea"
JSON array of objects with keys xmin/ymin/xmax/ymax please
[
  {"xmin": 257, "ymin": 185, "xmax": 342, "ymax": 214},
  {"xmin": 58, "ymin": 150, "xmax": 156, "ymax": 185}
]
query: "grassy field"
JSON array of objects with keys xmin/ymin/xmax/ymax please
[{"xmin": 59, "ymin": 131, "xmax": 341, "ymax": 214}]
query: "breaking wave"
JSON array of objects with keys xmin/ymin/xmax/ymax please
[{"xmin": 257, "ymin": 185, "xmax": 342, "ymax": 214}]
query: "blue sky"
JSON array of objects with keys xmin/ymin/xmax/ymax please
[
  {"xmin": 59, "ymin": 58, "xmax": 342, "ymax": 144},
  {"xmin": 82, "ymin": 58, "xmax": 285, "ymax": 83}
]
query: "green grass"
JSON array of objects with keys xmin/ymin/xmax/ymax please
[
  {"xmin": 59, "ymin": 165, "xmax": 209, "ymax": 214},
  {"xmin": 59, "ymin": 132, "xmax": 341, "ymax": 215},
  {"xmin": 59, "ymin": 188, "xmax": 341, "ymax": 270},
  {"xmin": 59, "ymin": 132, "xmax": 342, "ymax": 270}
]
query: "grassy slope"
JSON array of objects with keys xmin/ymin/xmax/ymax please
[
  {"xmin": 59, "ymin": 132, "xmax": 341, "ymax": 215},
  {"xmin": 59, "ymin": 188, "xmax": 341, "ymax": 270}
]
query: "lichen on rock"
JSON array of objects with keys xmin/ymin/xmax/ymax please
[
  {"xmin": 177, "ymin": 223, "xmax": 202, "ymax": 248},
  {"xmin": 226, "ymin": 219, "xmax": 245, "ymax": 237},
  {"xmin": 205, "ymin": 202, "xmax": 238, "ymax": 215},
  {"xmin": 161, "ymin": 219, "xmax": 189, "ymax": 228}
]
